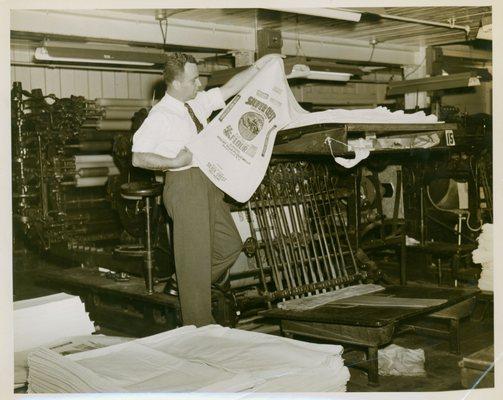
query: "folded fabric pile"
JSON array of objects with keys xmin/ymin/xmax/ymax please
[
  {"xmin": 285, "ymin": 106, "xmax": 439, "ymax": 130},
  {"xmin": 472, "ymin": 223, "xmax": 493, "ymax": 291},
  {"xmin": 28, "ymin": 324, "xmax": 350, "ymax": 393}
]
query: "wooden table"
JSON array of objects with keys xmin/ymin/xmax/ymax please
[
  {"xmin": 35, "ymin": 266, "xmax": 180, "ymax": 337},
  {"xmin": 262, "ymin": 285, "xmax": 478, "ymax": 385}
]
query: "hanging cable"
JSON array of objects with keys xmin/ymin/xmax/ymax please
[
  {"xmin": 159, "ymin": 19, "xmax": 168, "ymax": 48},
  {"xmin": 295, "ymin": 15, "xmax": 306, "ymax": 57},
  {"xmin": 404, "ymin": 55, "xmax": 427, "ymax": 79}
]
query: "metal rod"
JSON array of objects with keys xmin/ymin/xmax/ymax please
[
  {"xmin": 420, "ymin": 186, "xmax": 425, "ymax": 245},
  {"xmin": 322, "ymin": 172, "xmax": 349, "ymax": 277},
  {"xmin": 10, "ymin": 61, "xmax": 163, "ymax": 74},
  {"xmin": 246, "ymin": 203, "xmax": 271, "ymax": 308},
  {"xmin": 254, "ymin": 185, "xmax": 285, "ymax": 292},
  {"xmin": 144, "ymin": 196, "xmax": 154, "ymax": 295},
  {"xmin": 267, "ymin": 272, "xmax": 367, "ymax": 301},
  {"xmin": 282, "ymin": 164, "xmax": 320, "ymax": 292},
  {"xmin": 332, "ymin": 187, "xmax": 359, "ymax": 274},
  {"xmin": 269, "ymin": 175, "xmax": 306, "ymax": 288},
  {"xmin": 278, "ymin": 164, "xmax": 314, "ymax": 290},
  {"xmin": 254, "ymin": 202, "xmax": 283, "ymax": 290},
  {"xmin": 313, "ymin": 173, "xmax": 339, "ymax": 280},
  {"xmin": 295, "ymin": 170, "xmax": 327, "ymax": 285},
  {"xmin": 392, "ymin": 169, "xmax": 402, "ymax": 234},
  {"xmin": 264, "ymin": 184, "xmax": 298, "ymax": 292},
  {"xmin": 353, "ymin": 168, "xmax": 362, "ymax": 250},
  {"xmin": 400, "ymin": 229, "xmax": 407, "ymax": 286},
  {"xmin": 37, "ymin": 135, "xmax": 49, "ymax": 219},
  {"xmin": 298, "ymin": 171, "xmax": 333, "ymax": 283},
  {"xmin": 348, "ymin": 9, "xmax": 471, "ymax": 34},
  {"xmin": 312, "ymin": 164, "xmax": 342, "ymax": 280}
]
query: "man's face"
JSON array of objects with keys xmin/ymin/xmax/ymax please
[{"xmin": 175, "ymin": 62, "xmax": 201, "ymax": 102}]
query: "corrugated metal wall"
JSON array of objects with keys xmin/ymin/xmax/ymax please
[{"xmin": 11, "ymin": 44, "xmax": 163, "ymax": 100}]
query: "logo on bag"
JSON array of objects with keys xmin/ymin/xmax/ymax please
[{"xmin": 238, "ymin": 111, "xmax": 264, "ymax": 141}]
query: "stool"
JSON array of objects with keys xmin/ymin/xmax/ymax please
[{"xmin": 120, "ymin": 181, "xmax": 164, "ymax": 294}]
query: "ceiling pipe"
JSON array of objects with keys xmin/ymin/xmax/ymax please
[
  {"xmin": 267, "ymin": 8, "xmax": 362, "ymax": 22},
  {"xmin": 340, "ymin": 8, "xmax": 471, "ymax": 35}
]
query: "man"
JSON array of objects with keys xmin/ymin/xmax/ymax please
[{"xmin": 132, "ymin": 52, "xmax": 279, "ymax": 327}]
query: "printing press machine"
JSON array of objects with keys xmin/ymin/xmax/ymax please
[{"xmin": 12, "ymin": 82, "xmax": 491, "ymax": 384}]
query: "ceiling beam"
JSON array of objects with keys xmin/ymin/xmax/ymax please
[
  {"xmin": 281, "ymin": 31, "xmax": 417, "ymax": 66},
  {"xmin": 10, "ymin": 9, "xmax": 256, "ymax": 52},
  {"xmin": 10, "ymin": 9, "xmax": 420, "ymax": 67}
]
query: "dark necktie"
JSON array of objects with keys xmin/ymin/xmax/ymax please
[{"xmin": 184, "ymin": 103, "xmax": 204, "ymax": 133}]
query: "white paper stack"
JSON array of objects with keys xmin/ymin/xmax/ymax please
[
  {"xmin": 14, "ymin": 293, "xmax": 97, "ymax": 388},
  {"xmin": 14, "ymin": 293, "xmax": 96, "ymax": 353},
  {"xmin": 472, "ymin": 223, "xmax": 493, "ymax": 291},
  {"xmin": 28, "ymin": 325, "xmax": 350, "ymax": 393}
]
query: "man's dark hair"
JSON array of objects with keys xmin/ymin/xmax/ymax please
[{"xmin": 163, "ymin": 52, "xmax": 197, "ymax": 85}]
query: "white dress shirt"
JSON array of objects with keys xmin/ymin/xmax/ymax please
[{"xmin": 132, "ymin": 88, "xmax": 226, "ymax": 171}]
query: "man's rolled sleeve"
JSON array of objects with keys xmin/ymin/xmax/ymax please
[{"xmin": 132, "ymin": 113, "xmax": 179, "ymax": 158}]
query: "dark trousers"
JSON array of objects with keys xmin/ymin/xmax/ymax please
[{"xmin": 163, "ymin": 168, "xmax": 242, "ymax": 326}]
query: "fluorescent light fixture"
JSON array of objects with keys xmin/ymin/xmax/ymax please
[
  {"xmin": 287, "ymin": 64, "xmax": 352, "ymax": 81},
  {"xmin": 268, "ymin": 8, "xmax": 361, "ymax": 22},
  {"xmin": 387, "ymin": 72, "xmax": 480, "ymax": 95},
  {"xmin": 34, "ymin": 42, "xmax": 166, "ymax": 66}
]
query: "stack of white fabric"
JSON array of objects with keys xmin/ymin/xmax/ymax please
[
  {"xmin": 28, "ymin": 324, "xmax": 350, "ymax": 393},
  {"xmin": 284, "ymin": 106, "xmax": 439, "ymax": 130},
  {"xmin": 14, "ymin": 293, "xmax": 97, "ymax": 388},
  {"xmin": 472, "ymin": 223, "xmax": 493, "ymax": 291}
]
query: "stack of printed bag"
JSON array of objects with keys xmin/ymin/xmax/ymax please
[
  {"xmin": 27, "ymin": 324, "xmax": 350, "ymax": 393},
  {"xmin": 14, "ymin": 293, "xmax": 98, "ymax": 388}
]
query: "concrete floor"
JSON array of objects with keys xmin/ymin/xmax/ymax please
[
  {"xmin": 345, "ymin": 315, "xmax": 493, "ymax": 391},
  {"xmin": 12, "ymin": 246, "xmax": 494, "ymax": 393}
]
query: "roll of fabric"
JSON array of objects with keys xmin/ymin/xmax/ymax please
[
  {"xmin": 102, "ymin": 109, "xmax": 138, "ymax": 120},
  {"xmin": 95, "ymin": 98, "xmax": 152, "ymax": 107},
  {"xmin": 95, "ymin": 120, "xmax": 132, "ymax": 131},
  {"xmin": 75, "ymin": 177, "xmax": 109, "ymax": 187},
  {"xmin": 76, "ymin": 166, "xmax": 119, "ymax": 178}
]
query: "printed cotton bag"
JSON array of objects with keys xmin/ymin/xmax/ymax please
[{"xmin": 186, "ymin": 58, "xmax": 306, "ymax": 202}]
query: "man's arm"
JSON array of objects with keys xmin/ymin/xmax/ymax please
[
  {"xmin": 219, "ymin": 54, "xmax": 284, "ymax": 101},
  {"xmin": 132, "ymin": 148, "xmax": 192, "ymax": 171}
]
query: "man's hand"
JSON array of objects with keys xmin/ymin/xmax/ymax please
[
  {"xmin": 220, "ymin": 53, "xmax": 285, "ymax": 101},
  {"xmin": 254, "ymin": 53, "xmax": 285, "ymax": 70},
  {"xmin": 177, "ymin": 147, "xmax": 193, "ymax": 165}
]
